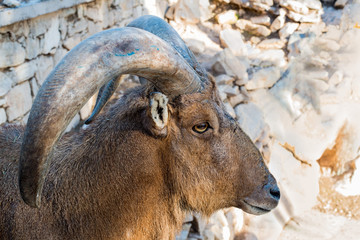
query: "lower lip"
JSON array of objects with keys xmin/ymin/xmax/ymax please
[{"xmin": 240, "ymin": 200, "xmax": 271, "ymax": 215}]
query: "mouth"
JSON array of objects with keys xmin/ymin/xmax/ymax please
[{"xmin": 238, "ymin": 200, "xmax": 272, "ymax": 215}]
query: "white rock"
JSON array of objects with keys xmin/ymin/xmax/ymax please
[
  {"xmin": 9, "ymin": 61, "xmax": 36, "ymax": 84},
  {"xmin": 63, "ymin": 34, "xmax": 82, "ymax": 51},
  {"xmin": 250, "ymin": 15, "xmax": 271, "ymax": 26},
  {"xmin": 0, "ymin": 108, "xmax": 6, "ymax": 124},
  {"xmin": 0, "ymin": 41, "xmax": 26, "ymax": 68},
  {"xmin": 219, "ymin": 29, "xmax": 247, "ymax": 56},
  {"xmin": 212, "ymin": 49, "xmax": 248, "ymax": 84},
  {"xmin": 328, "ymin": 70, "xmax": 343, "ymax": 86},
  {"xmin": 287, "ymin": 9, "xmax": 321, "ymax": 23},
  {"xmin": 0, "ymin": 98, "xmax": 6, "ymax": 107},
  {"xmin": 334, "ymin": 0, "xmax": 348, "ymax": 8},
  {"xmin": 280, "ymin": 0, "xmax": 309, "ymax": 14},
  {"xmin": 5, "ymin": 82, "xmax": 32, "ymax": 122},
  {"xmin": 224, "ymin": 208, "xmax": 244, "ymax": 239},
  {"xmin": 215, "ymin": 74, "xmax": 234, "ymax": 85},
  {"xmin": 257, "ymin": 38, "xmax": 286, "ymax": 49},
  {"xmin": 65, "ymin": 113, "xmax": 80, "ymax": 132},
  {"xmin": 0, "ymin": 72, "xmax": 12, "ymax": 97},
  {"xmin": 184, "ymin": 39, "xmax": 205, "ymax": 54},
  {"xmin": 279, "ymin": 22, "xmax": 299, "ymax": 39},
  {"xmin": 301, "ymin": 0, "xmax": 322, "ymax": 10},
  {"xmin": 224, "ymin": 102, "xmax": 236, "ymax": 119},
  {"xmin": 2, "ymin": 0, "xmax": 20, "ymax": 7},
  {"xmin": 246, "ymin": 67, "xmax": 281, "ymax": 90},
  {"xmin": 216, "ymin": 10, "xmax": 239, "ymax": 25},
  {"xmin": 236, "ymin": 19, "xmax": 271, "ymax": 37},
  {"xmin": 25, "ymin": 37, "xmax": 41, "ymax": 60},
  {"xmin": 315, "ymin": 38, "xmax": 341, "ymax": 52},
  {"xmin": 80, "ymin": 94, "xmax": 97, "ymax": 120},
  {"xmin": 270, "ymin": 9, "xmax": 286, "ymax": 32},
  {"xmin": 174, "ymin": 0, "xmax": 212, "ymax": 24},
  {"xmin": 203, "ymin": 210, "xmax": 231, "ymax": 240},
  {"xmin": 68, "ymin": 19, "xmax": 88, "ymax": 37},
  {"xmin": 248, "ymin": 49, "xmax": 287, "ymax": 68},
  {"xmin": 42, "ymin": 18, "xmax": 60, "ymax": 54},
  {"xmin": 53, "ymin": 48, "xmax": 68, "ymax": 66},
  {"xmin": 229, "ymin": 94, "xmax": 245, "ymax": 107},
  {"xmin": 35, "ymin": 55, "xmax": 54, "ymax": 85},
  {"xmin": 235, "ymin": 102, "xmax": 265, "ymax": 142}
]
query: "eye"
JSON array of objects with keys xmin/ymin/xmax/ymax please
[{"xmin": 192, "ymin": 122, "xmax": 210, "ymax": 134}]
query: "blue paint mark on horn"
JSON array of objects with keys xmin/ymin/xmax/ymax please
[
  {"xmin": 150, "ymin": 45, "xmax": 160, "ymax": 51},
  {"xmin": 115, "ymin": 51, "xmax": 136, "ymax": 57}
]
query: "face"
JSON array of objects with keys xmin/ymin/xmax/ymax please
[{"xmin": 165, "ymin": 86, "xmax": 280, "ymax": 216}]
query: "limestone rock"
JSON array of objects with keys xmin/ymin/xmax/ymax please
[
  {"xmin": 279, "ymin": 22, "xmax": 299, "ymax": 39},
  {"xmin": 174, "ymin": 0, "xmax": 212, "ymax": 24},
  {"xmin": 236, "ymin": 19, "xmax": 271, "ymax": 37},
  {"xmin": 0, "ymin": 42, "xmax": 26, "ymax": 68},
  {"xmin": 42, "ymin": 18, "xmax": 61, "ymax": 54},
  {"xmin": 0, "ymin": 72, "xmax": 12, "ymax": 97},
  {"xmin": 184, "ymin": 39, "xmax": 205, "ymax": 54},
  {"xmin": 224, "ymin": 102, "xmax": 236, "ymax": 118},
  {"xmin": 301, "ymin": 0, "xmax": 322, "ymax": 10},
  {"xmin": 63, "ymin": 34, "xmax": 82, "ymax": 50},
  {"xmin": 246, "ymin": 67, "xmax": 281, "ymax": 90},
  {"xmin": 25, "ymin": 37, "xmax": 41, "ymax": 60},
  {"xmin": 250, "ymin": 15, "xmax": 271, "ymax": 26},
  {"xmin": 270, "ymin": 8, "xmax": 286, "ymax": 32},
  {"xmin": 315, "ymin": 38, "xmax": 341, "ymax": 52},
  {"xmin": 280, "ymin": 0, "xmax": 309, "ymax": 15},
  {"xmin": 202, "ymin": 210, "xmax": 231, "ymax": 240},
  {"xmin": 334, "ymin": 0, "xmax": 348, "ymax": 8},
  {"xmin": 225, "ymin": 208, "xmax": 244, "ymax": 239},
  {"xmin": 219, "ymin": 29, "xmax": 247, "ymax": 56},
  {"xmin": 65, "ymin": 113, "xmax": 80, "ymax": 132},
  {"xmin": 215, "ymin": 74, "xmax": 234, "ymax": 85},
  {"xmin": 0, "ymin": 98, "xmax": 6, "ymax": 107},
  {"xmin": 212, "ymin": 48, "xmax": 248, "ymax": 84},
  {"xmin": 30, "ymin": 78, "xmax": 39, "ymax": 98},
  {"xmin": 287, "ymin": 9, "xmax": 321, "ymax": 23},
  {"xmin": 9, "ymin": 61, "xmax": 36, "ymax": 84},
  {"xmin": 5, "ymin": 82, "xmax": 32, "ymax": 122},
  {"xmin": 0, "ymin": 108, "xmax": 6, "ymax": 124},
  {"xmin": 235, "ymin": 102, "xmax": 265, "ymax": 142},
  {"xmin": 2, "ymin": 0, "xmax": 20, "ymax": 7},
  {"xmin": 68, "ymin": 19, "xmax": 88, "ymax": 37},
  {"xmin": 35, "ymin": 56, "xmax": 54, "ymax": 85},
  {"xmin": 216, "ymin": 10, "xmax": 239, "ymax": 25},
  {"xmin": 257, "ymin": 38, "xmax": 286, "ymax": 49}
]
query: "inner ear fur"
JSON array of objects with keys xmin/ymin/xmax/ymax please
[{"xmin": 143, "ymin": 92, "xmax": 169, "ymax": 138}]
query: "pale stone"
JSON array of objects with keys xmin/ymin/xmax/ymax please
[
  {"xmin": 323, "ymin": 25, "xmax": 342, "ymax": 41},
  {"xmin": 5, "ymin": 81, "xmax": 32, "ymax": 121},
  {"xmin": 184, "ymin": 39, "xmax": 205, "ymax": 54},
  {"xmin": 80, "ymin": 94, "xmax": 96, "ymax": 120},
  {"xmin": 53, "ymin": 48, "xmax": 69, "ymax": 66},
  {"xmin": 248, "ymin": 49, "xmax": 287, "ymax": 68},
  {"xmin": 270, "ymin": 9, "xmax": 286, "ymax": 32},
  {"xmin": 304, "ymin": 70, "xmax": 329, "ymax": 81},
  {"xmin": 229, "ymin": 94, "xmax": 245, "ymax": 107},
  {"xmin": 246, "ymin": 67, "xmax": 281, "ymax": 90},
  {"xmin": 35, "ymin": 55, "xmax": 54, "ymax": 85},
  {"xmin": 224, "ymin": 102, "xmax": 236, "ymax": 118},
  {"xmin": 235, "ymin": 102, "xmax": 265, "ymax": 142},
  {"xmin": 224, "ymin": 208, "xmax": 244, "ymax": 239},
  {"xmin": 25, "ymin": 37, "xmax": 41, "ymax": 60},
  {"xmin": 63, "ymin": 34, "xmax": 82, "ymax": 50},
  {"xmin": 85, "ymin": 5, "xmax": 103, "ymax": 22},
  {"xmin": 0, "ymin": 108, "xmax": 6, "ymax": 124},
  {"xmin": 328, "ymin": 70, "xmax": 343, "ymax": 86},
  {"xmin": 0, "ymin": 41, "xmax": 26, "ymax": 68},
  {"xmin": 334, "ymin": 0, "xmax": 348, "ymax": 8},
  {"xmin": 236, "ymin": 19, "xmax": 271, "ymax": 37},
  {"xmin": 212, "ymin": 49, "xmax": 248, "ymax": 84},
  {"xmin": 250, "ymin": 36, "xmax": 261, "ymax": 44},
  {"xmin": 68, "ymin": 19, "xmax": 88, "ymax": 37},
  {"xmin": 280, "ymin": 0, "xmax": 309, "ymax": 14},
  {"xmin": 287, "ymin": 10, "xmax": 321, "ymax": 23},
  {"xmin": 215, "ymin": 74, "xmax": 234, "ymax": 85},
  {"xmin": 218, "ymin": 84, "xmax": 240, "ymax": 97},
  {"xmin": 250, "ymin": 15, "xmax": 271, "ymax": 26},
  {"xmin": 65, "ymin": 113, "xmax": 80, "ymax": 132},
  {"xmin": 42, "ymin": 17, "xmax": 60, "ymax": 54},
  {"xmin": 315, "ymin": 38, "xmax": 341, "ymax": 52},
  {"xmin": 2, "ymin": 0, "xmax": 20, "ymax": 8},
  {"xmin": 219, "ymin": 29, "xmax": 247, "ymax": 56},
  {"xmin": 301, "ymin": 0, "xmax": 322, "ymax": 10},
  {"xmin": 279, "ymin": 22, "xmax": 299, "ymax": 39},
  {"xmin": 0, "ymin": 98, "xmax": 6, "ymax": 107},
  {"xmin": 0, "ymin": 72, "xmax": 12, "ymax": 97},
  {"xmin": 216, "ymin": 10, "xmax": 239, "ymax": 25},
  {"xmin": 233, "ymin": 0, "xmax": 272, "ymax": 12},
  {"xmin": 203, "ymin": 210, "xmax": 231, "ymax": 240},
  {"xmin": 9, "ymin": 61, "xmax": 36, "ymax": 84},
  {"xmin": 257, "ymin": 38, "xmax": 286, "ymax": 49},
  {"xmin": 174, "ymin": 0, "xmax": 212, "ymax": 24},
  {"xmin": 279, "ymin": 210, "xmax": 360, "ymax": 240}
]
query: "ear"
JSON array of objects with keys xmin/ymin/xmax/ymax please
[{"xmin": 144, "ymin": 92, "xmax": 169, "ymax": 138}]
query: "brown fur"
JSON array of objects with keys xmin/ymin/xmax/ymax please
[{"xmin": 0, "ymin": 80, "xmax": 275, "ymax": 239}]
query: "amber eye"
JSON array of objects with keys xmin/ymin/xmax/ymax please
[{"xmin": 192, "ymin": 122, "xmax": 210, "ymax": 134}]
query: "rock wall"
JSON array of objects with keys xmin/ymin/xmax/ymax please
[{"xmin": 0, "ymin": 0, "xmax": 168, "ymax": 125}]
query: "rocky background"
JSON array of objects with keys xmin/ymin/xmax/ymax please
[{"xmin": 1, "ymin": 0, "xmax": 360, "ymax": 239}]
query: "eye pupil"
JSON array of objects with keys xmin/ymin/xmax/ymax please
[{"xmin": 193, "ymin": 122, "xmax": 209, "ymax": 133}]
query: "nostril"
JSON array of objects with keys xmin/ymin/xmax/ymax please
[{"xmin": 269, "ymin": 186, "xmax": 280, "ymax": 201}]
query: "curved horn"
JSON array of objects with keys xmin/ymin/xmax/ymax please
[
  {"xmin": 86, "ymin": 15, "xmax": 209, "ymax": 124},
  {"xmin": 19, "ymin": 27, "xmax": 203, "ymax": 208}
]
